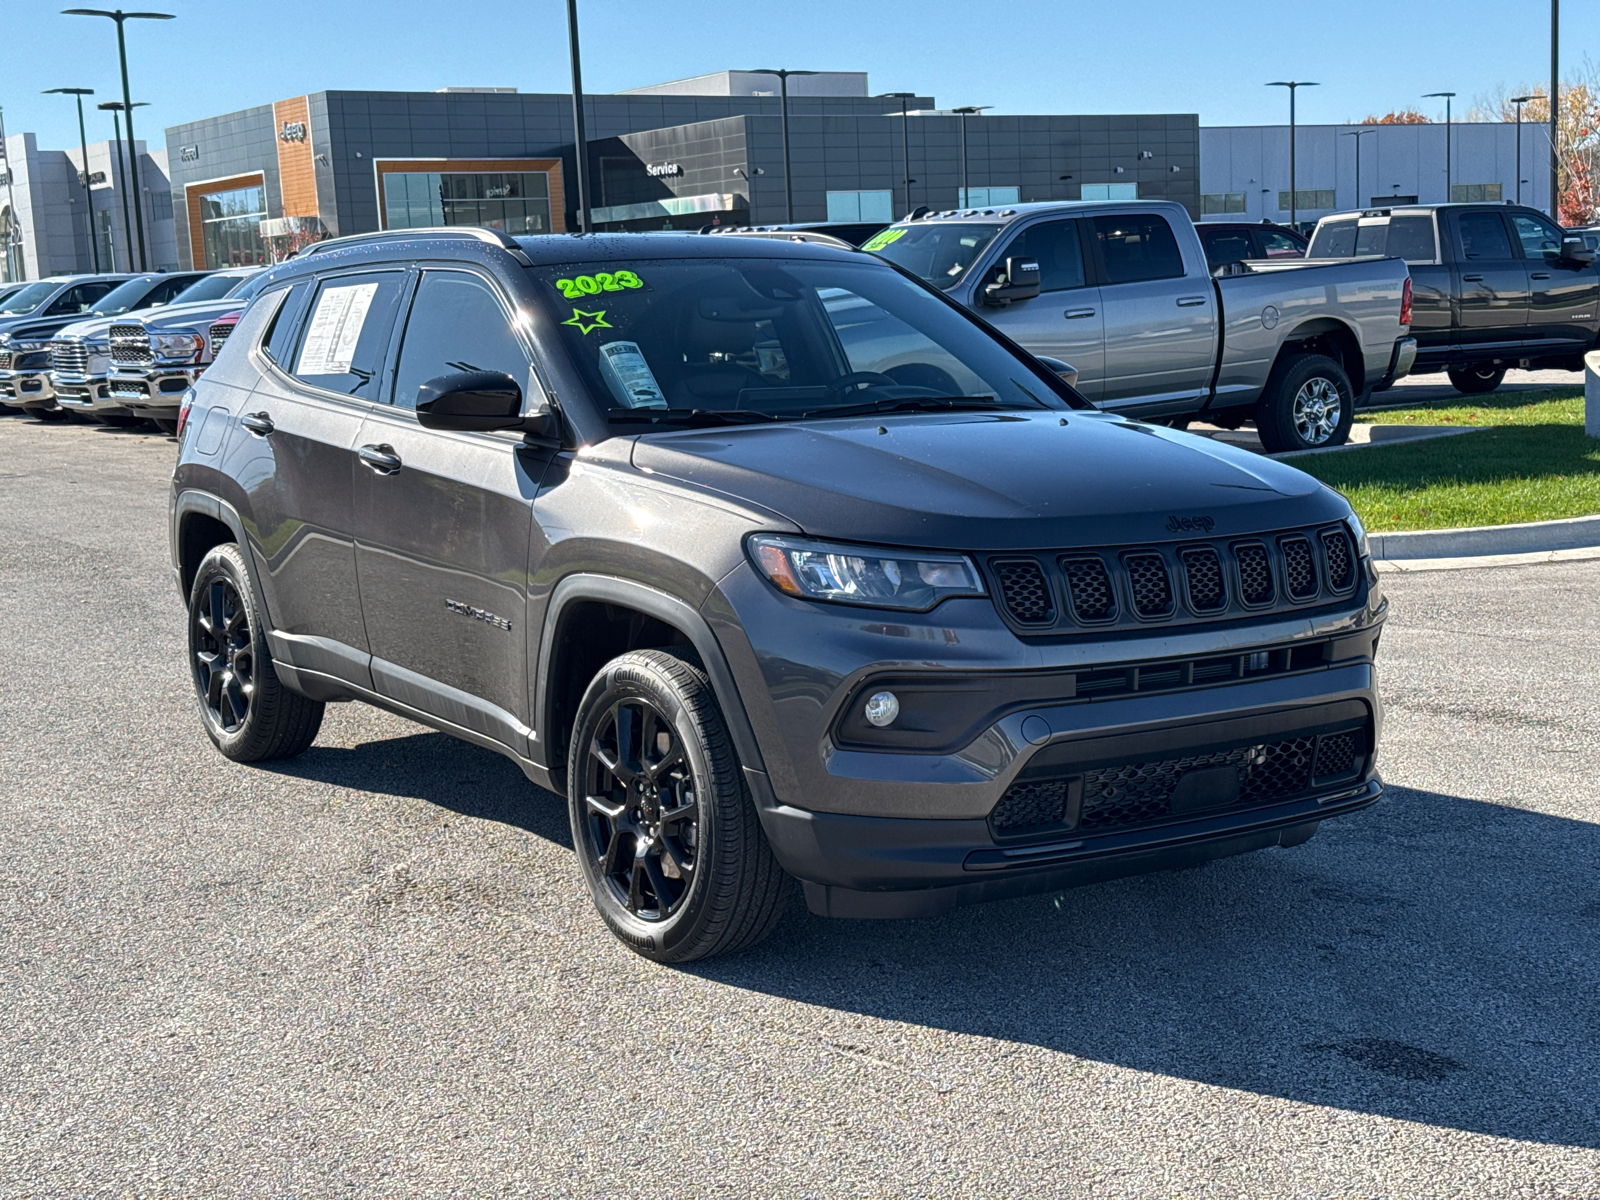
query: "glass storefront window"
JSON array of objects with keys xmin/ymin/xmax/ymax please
[
  {"xmin": 198, "ymin": 185, "xmax": 268, "ymax": 268},
  {"xmin": 382, "ymin": 171, "xmax": 552, "ymax": 234}
]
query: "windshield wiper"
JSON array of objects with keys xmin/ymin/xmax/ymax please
[
  {"xmin": 606, "ymin": 407, "xmax": 780, "ymax": 428},
  {"xmin": 801, "ymin": 395, "xmax": 1007, "ymax": 419}
]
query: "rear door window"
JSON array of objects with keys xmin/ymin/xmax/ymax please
[
  {"xmin": 289, "ymin": 271, "xmax": 406, "ymax": 399},
  {"xmin": 1308, "ymin": 220, "xmax": 1357, "ymax": 257},
  {"xmin": 1092, "ymin": 215, "xmax": 1185, "ymax": 284},
  {"xmin": 1456, "ymin": 212, "xmax": 1514, "ymax": 259}
]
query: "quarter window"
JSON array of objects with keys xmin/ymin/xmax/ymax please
[
  {"xmin": 262, "ymin": 281, "xmax": 314, "ymax": 367},
  {"xmin": 391, "ymin": 271, "xmax": 529, "ymax": 411},
  {"xmin": 1093, "ymin": 214, "xmax": 1185, "ymax": 284},
  {"xmin": 289, "ymin": 271, "xmax": 406, "ymax": 399},
  {"xmin": 997, "ymin": 220, "xmax": 1086, "ymax": 292}
]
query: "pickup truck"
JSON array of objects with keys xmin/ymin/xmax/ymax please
[
  {"xmin": 850, "ymin": 200, "xmax": 1415, "ymax": 452},
  {"xmin": 1307, "ymin": 202, "xmax": 1599, "ymax": 394},
  {"xmin": 0, "ymin": 274, "xmax": 133, "ymax": 414}
]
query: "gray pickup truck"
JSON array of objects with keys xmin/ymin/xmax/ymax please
[{"xmin": 856, "ymin": 201, "xmax": 1415, "ymax": 452}]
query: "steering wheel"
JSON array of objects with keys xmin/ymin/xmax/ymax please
[{"xmin": 823, "ymin": 371, "xmax": 899, "ymax": 399}]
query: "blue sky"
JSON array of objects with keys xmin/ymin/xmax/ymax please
[{"xmin": 4, "ymin": 0, "xmax": 1591, "ymax": 154}]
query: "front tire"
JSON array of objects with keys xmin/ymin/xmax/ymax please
[
  {"xmin": 1448, "ymin": 365, "xmax": 1505, "ymax": 394},
  {"xmin": 1255, "ymin": 353, "xmax": 1355, "ymax": 453},
  {"xmin": 568, "ymin": 649, "xmax": 792, "ymax": 963},
  {"xmin": 187, "ymin": 543, "xmax": 323, "ymax": 761},
  {"xmin": 24, "ymin": 405, "xmax": 68, "ymax": 423}
]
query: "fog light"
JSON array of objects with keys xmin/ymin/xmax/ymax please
[{"xmin": 864, "ymin": 691, "xmax": 900, "ymax": 727}]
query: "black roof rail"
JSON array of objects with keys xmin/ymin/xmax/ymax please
[{"xmin": 300, "ymin": 226, "xmax": 533, "ymax": 265}]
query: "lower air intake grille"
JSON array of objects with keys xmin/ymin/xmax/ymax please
[
  {"xmin": 1234, "ymin": 542, "xmax": 1274, "ymax": 605},
  {"xmin": 989, "ymin": 780, "xmax": 1068, "ymax": 831},
  {"xmin": 1314, "ymin": 729, "xmax": 1364, "ymax": 778},
  {"xmin": 1281, "ymin": 536, "xmax": 1319, "ymax": 600},
  {"xmin": 1180, "ymin": 546, "xmax": 1227, "ymax": 612},
  {"xmin": 994, "ymin": 559, "xmax": 1053, "ymax": 624},
  {"xmin": 1321, "ymin": 528, "xmax": 1356, "ymax": 592},
  {"xmin": 1061, "ymin": 556, "xmax": 1115, "ymax": 622},
  {"xmin": 1124, "ymin": 552, "xmax": 1174, "ymax": 618}
]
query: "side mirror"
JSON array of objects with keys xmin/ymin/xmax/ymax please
[
  {"xmin": 415, "ymin": 370, "xmax": 550, "ymax": 434},
  {"xmin": 982, "ymin": 256, "xmax": 1042, "ymax": 306},
  {"xmin": 1035, "ymin": 355, "xmax": 1079, "ymax": 388},
  {"xmin": 1561, "ymin": 237, "xmax": 1597, "ymax": 264}
]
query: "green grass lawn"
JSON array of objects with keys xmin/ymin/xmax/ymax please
[{"xmin": 1293, "ymin": 388, "xmax": 1600, "ymax": 532}]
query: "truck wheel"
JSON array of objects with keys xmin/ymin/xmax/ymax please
[
  {"xmin": 1255, "ymin": 354, "xmax": 1354, "ymax": 453},
  {"xmin": 151, "ymin": 417, "xmax": 179, "ymax": 435},
  {"xmin": 1447, "ymin": 366, "xmax": 1505, "ymax": 394},
  {"xmin": 568, "ymin": 648, "xmax": 792, "ymax": 963},
  {"xmin": 187, "ymin": 543, "xmax": 324, "ymax": 761},
  {"xmin": 25, "ymin": 406, "xmax": 68, "ymax": 423}
]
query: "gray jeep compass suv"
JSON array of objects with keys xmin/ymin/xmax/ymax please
[{"xmin": 169, "ymin": 227, "xmax": 1385, "ymax": 962}]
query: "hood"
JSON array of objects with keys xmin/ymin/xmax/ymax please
[
  {"xmin": 132, "ymin": 299, "xmax": 246, "ymax": 333},
  {"xmin": 54, "ymin": 315, "xmax": 120, "ymax": 343},
  {"xmin": 630, "ymin": 410, "xmax": 1348, "ymax": 551},
  {"xmin": 0, "ymin": 313, "xmax": 92, "ymax": 344}
]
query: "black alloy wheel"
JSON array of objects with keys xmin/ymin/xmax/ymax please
[
  {"xmin": 1447, "ymin": 365, "xmax": 1506, "ymax": 394},
  {"xmin": 192, "ymin": 574, "xmax": 255, "ymax": 735},
  {"xmin": 582, "ymin": 696, "xmax": 700, "ymax": 921}
]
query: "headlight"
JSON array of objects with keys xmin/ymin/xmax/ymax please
[
  {"xmin": 748, "ymin": 533, "xmax": 985, "ymax": 612},
  {"xmin": 1345, "ymin": 512, "xmax": 1370, "ymax": 559},
  {"xmin": 10, "ymin": 339, "xmax": 50, "ymax": 353},
  {"xmin": 152, "ymin": 333, "xmax": 202, "ymax": 360}
]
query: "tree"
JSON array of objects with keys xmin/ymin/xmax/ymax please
[
  {"xmin": 1361, "ymin": 109, "xmax": 1431, "ymax": 124},
  {"xmin": 1470, "ymin": 63, "xmax": 1600, "ymax": 225}
]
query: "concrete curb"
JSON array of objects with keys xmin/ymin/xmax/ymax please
[
  {"xmin": 1369, "ymin": 513, "xmax": 1600, "ymax": 562},
  {"xmin": 1375, "ymin": 545, "xmax": 1600, "ymax": 573}
]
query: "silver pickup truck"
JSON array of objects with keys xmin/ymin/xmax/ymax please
[{"xmin": 856, "ymin": 200, "xmax": 1416, "ymax": 452}]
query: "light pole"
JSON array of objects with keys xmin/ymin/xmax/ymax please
[
  {"xmin": 879, "ymin": 93, "xmax": 917, "ymax": 217},
  {"xmin": 63, "ymin": 9, "xmax": 174, "ymax": 271},
  {"xmin": 44, "ymin": 87, "xmax": 100, "ymax": 273},
  {"xmin": 1511, "ymin": 94, "xmax": 1538, "ymax": 205},
  {"xmin": 1550, "ymin": 0, "xmax": 1560, "ymax": 220},
  {"xmin": 564, "ymin": 0, "xmax": 592, "ymax": 232},
  {"xmin": 1423, "ymin": 92, "xmax": 1456, "ymax": 201},
  {"xmin": 0, "ymin": 104, "xmax": 22, "ymax": 281},
  {"xmin": 747, "ymin": 70, "xmax": 818, "ymax": 223},
  {"xmin": 952, "ymin": 105, "xmax": 991, "ymax": 207},
  {"xmin": 1341, "ymin": 127, "xmax": 1377, "ymax": 210},
  {"xmin": 1267, "ymin": 81, "xmax": 1318, "ymax": 229},
  {"xmin": 99, "ymin": 101, "xmax": 144, "ymax": 272}
]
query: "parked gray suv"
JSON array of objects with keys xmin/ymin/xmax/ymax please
[{"xmin": 170, "ymin": 228, "xmax": 1386, "ymax": 961}]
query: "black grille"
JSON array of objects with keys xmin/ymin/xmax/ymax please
[
  {"xmin": 1314, "ymin": 730, "xmax": 1363, "ymax": 778},
  {"xmin": 1237, "ymin": 737, "xmax": 1316, "ymax": 802},
  {"xmin": 1234, "ymin": 542, "xmax": 1274, "ymax": 606},
  {"xmin": 109, "ymin": 324, "xmax": 152, "ymax": 365},
  {"xmin": 990, "ymin": 780, "xmax": 1068, "ymax": 830},
  {"xmin": 994, "ymin": 559, "xmax": 1053, "ymax": 624},
  {"xmin": 1180, "ymin": 546, "xmax": 1227, "ymax": 612},
  {"xmin": 1280, "ymin": 536, "xmax": 1318, "ymax": 600},
  {"xmin": 1061, "ymin": 556, "xmax": 1116, "ymax": 622},
  {"xmin": 1124, "ymin": 552, "xmax": 1174, "ymax": 618},
  {"xmin": 208, "ymin": 321, "xmax": 234, "ymax": 354},
  {"xmin": 50, "ymin": 340, "xmax": 90, "ymax": 375},
  {"xmin": 1321, "ymin": 529, "xmax": 1356, "ymax": 592}
]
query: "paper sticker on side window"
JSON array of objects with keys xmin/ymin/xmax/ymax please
[
  {"xmin": 598, "ymin": 341, "xmax": 667, "ymax": 409},
  {"xmin": 297, "ymin": 282, "xmax": 379, "ymax": 375}
]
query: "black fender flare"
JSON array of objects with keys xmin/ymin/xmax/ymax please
[
  {"xmin": 534, "ymin": 573, "xmax": 769, "ymax": 781},
  {"xmin": 171, "ymin": 488, "xmax": 251, "ymax": 596}
]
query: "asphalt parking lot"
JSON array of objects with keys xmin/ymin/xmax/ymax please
[{"xmin": 3, "ymin": 411, "xmax": 1598, "ymax": 1196}]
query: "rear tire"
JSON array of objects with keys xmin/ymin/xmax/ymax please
[
  {"xmin": 568, "ymin": 648, "xmax": 792, "ymax": 963},
  {"xmin": 187, "ymin": 543, "xmax": 323, "ymax": 762},
  {"xmin": 1447, "ymin": 365, "xmax": 1505, "ymax": 394},
  {"xmin": 151, "ymin": 417, "xmax": 178, "ymax": 435},
  {"xmin": 1255, "ymin": 353, "xmax": 1355, "ymax": 453}
]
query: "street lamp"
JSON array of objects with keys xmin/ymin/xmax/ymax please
[
  {"xmin": 62, "ymin": 9, "xmax": 174, "ymax": 271},
  {"xmin": 746, "ymin": 69, "xmax": 818, "ymax": 222},
  {"xmin": 1267, "ymin": 81, "xmax": 1318, "ymax": 229},
  {"xmin": 1341, "ymin": 127, "xmax": 1377, "ymax": 210},
  {"xmin": 563, "ymin": 0, "xmax": 592, "ymax": 232},
  {"xmin": 1423, "ymin": 92, "xmax": 1456, "ymax": 200},
  {"xmin": 0, "ymin": 104, "xmax": 23, "ymax": 281},
  {"xmin": 44, "ymin": 88, "xmax": 100, "ymax": 273},
  {"xmin": 879, "ymin": 93, "xmax": 918, "ymax": 217},
  {"xmin": 1550, "ymin": 0, "xmax": 1560, "ymax": 220},
  {"xmin": 952, "ymin": 105, "xmax": 991, "ymax": 207},
  {"xmin": 98, "ymin": 100, "xmax": 145, "ymax": 272},
  {"xmin": 1510, "ymin": 94, "xmax": 1539, "ymax": 205}
]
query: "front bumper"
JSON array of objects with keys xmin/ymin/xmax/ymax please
[
  {"xmin": 108, "ymin": 362, "xmax": 202, "ymax": 412},
  {"xmin": 52, "ymin": 372, "xmax": 127, "ymax": 413},
  {"xmin": 10, "ymin": 368, "xmax": 56, "ymax": 410}
]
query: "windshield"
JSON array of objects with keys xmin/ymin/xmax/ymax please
[
  {"xmin": 863, "ymin": 223, "xmax": 1004, "ymax": 288},
  {"xmin": 527, "ymin": 257, "xmax": 1074, "ymax": 428},
  {"xmin": 169, "ymin": 273, "xmax": 237, "ymax": 304},
  {"xmin": 0, "ymin": 281, "xmax": 59, "ymax": 315},
  {"xmin": 225, "ymin": 272, "xmax": 270, "ymax": 301},
  {"xmin": 89, "ymin": 277, "xmax": 161, "ymax": 317}
]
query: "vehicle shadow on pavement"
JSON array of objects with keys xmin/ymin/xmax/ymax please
[
  {"xmin": 693, "ymin": 784, "xmax": 1600, "ymax": 1149},
  {"xmin": 262, "ymin": 730, "xmax": 573, "ymax": 848}
]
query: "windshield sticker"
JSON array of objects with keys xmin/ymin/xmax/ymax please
[
  {"xmin": 562, "ymin": 308, "xmax": 613, "ymax": 335},
  {"xmin": 554, "ymin": 270, "xmax": 645, "ymax": 299},
  {"xmin": 860, "ymin": 228, "xmax": 907, "ymax": 252},
  {"xmin": 598, "ymin": 341, "xmax": 667, "ymax": 409},
  {"xmin": 296, "ymin": 281, "xmax": 378, "ymax": 375}
]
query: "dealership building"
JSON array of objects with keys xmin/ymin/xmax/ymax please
[{"xmin": 158, "ymin": 71, "xmax": 1202, "ymax": 268}]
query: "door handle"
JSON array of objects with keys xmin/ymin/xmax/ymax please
[
  {"xmin": 240, "ymin": 411, "xmax": 274, "ymax": 436},
  {"xmin": 1531, "ymin": 271, "xmax": 1552, "ymax": 279},
  {"xmin": 1461, "ymin": 274, "xmax": 1484, "ymax": 282},
  {"xmin": 1176, "ymin": 295, "xmax": 1208, "ymax": 307},
  {"xmin": 358, "ymin": 443, "xmax": 402, "ymax": 475},
  {"xmin": 1063, "ymin": 307, "xmax": 1097, "ymax": 319}
]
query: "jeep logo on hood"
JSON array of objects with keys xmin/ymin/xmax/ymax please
[{"xmin": 1167, "ymin": 514, "xmax": 1216, "ymax": 533}]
